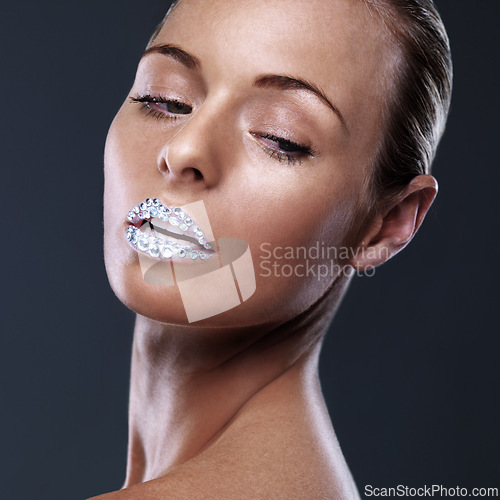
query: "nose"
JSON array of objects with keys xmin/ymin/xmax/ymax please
[{"xmin": 157, "ymin": 102, "xmax": 226, "ymax": 188}]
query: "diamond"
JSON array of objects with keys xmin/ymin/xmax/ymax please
[
  {"xmin": 150, "ymin": 207, "xmax": 158, "ymax": 217},
  {"xmin": 149, "ymin": 244, "xmax": 160, "ymax": 258},
  {"xmin": 127, "ymin": 211, "xmax": 135, "ymax": 221},
  {"xmin": 184, "ymin": 218, "xmax": 193, "ymax": 226},
  {"xmin": 173, "ymin": 207, "xmax": 182, "ymax": 216},
  {"xmin": 189, "ymin": 250, "xmax": 199, "ymax": 260},
  {"xmin": 177, "ymin": 211, "xmax": 186, "ymax": 221},
  {"xmin": 204, "ymin": 243, "xmax": 212, "ymax": 250},
  {"xmin": 140, "ymin": 202, "xmax": 147, "ymax": 210},
  {"xmin": 160, "ymin": 205, "xmax": 171, "ymax": 215},
  {"xmin": 180, "ymin": 224, "xmax": 188, "ymax": 232},
  {"xmin": 152, "ymin": 198, "xmax": 160, "ymax": 206},
  {"xmin": 199, "ymin": 252, "xmax": 207, "ymax": 260},
  {"xmin": 195, "ymin": 230, "xmax": 204, "ymax": 238},
  {"xmin": 146, "ymin": 198, "xmax": 153, "ymax": 206},
  {"xmin": 191, "ymin": 225, "xmax": 200, "ymax": 233},
  {"xmin": 160, "ymin": 245, "xmax": 173, "ymax": 259},
  {"xmin": 177, "ymin": 248, "xmax": 187, "ymax": 258},
  {"xmin": 138, "ymin": 238, "xmax": 150, "ymax": 252},
  {"xmin": 133, "ymin": 205, "xmax": 140, "ymax": 213},
  {"xmin": 198, "ymin": 237, "xmax": 207, "ymax": 246},
  {"xmin": 169, "ymin": 217, "xmax": 180, "ymax": 226}
]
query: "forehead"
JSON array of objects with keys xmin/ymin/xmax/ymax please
[{"xmin": 159, "ymin": 0, "xmax": 401, "ymax": 134}]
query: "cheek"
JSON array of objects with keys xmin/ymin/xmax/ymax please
[{"xmin": 213, "ymin": 167, "xmax": 358, "ymax": 322}]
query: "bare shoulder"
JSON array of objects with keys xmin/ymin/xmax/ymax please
[{"xmin": 87, "ymin": 402, "xmax": 360, "ymax": 500}]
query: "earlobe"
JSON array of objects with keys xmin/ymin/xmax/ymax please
[{"xmin": 350, "ymin": 174, "xmax": 438, "ymax": 270}]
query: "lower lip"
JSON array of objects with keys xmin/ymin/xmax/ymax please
[{"xmin": 125, "ymin": 223, "xmax": 215, "ymax": 263}]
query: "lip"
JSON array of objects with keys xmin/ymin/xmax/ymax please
[{"xmin": 124, "ymin": 198, "xmax": 216, "ymax": 262}]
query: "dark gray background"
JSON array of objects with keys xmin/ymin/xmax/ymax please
[{"xmin": 1, "ymin": 1, "xmax": 498, "ymax": 499}]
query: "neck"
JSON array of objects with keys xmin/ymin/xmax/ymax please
[{"xmin": 123, "ymin": 275, "xmax": 350, "ymax": 487}]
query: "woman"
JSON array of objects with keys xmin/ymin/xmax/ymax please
[{"xmin": 92, "ymin": 0, "xmax": 451, "ymax": 497}]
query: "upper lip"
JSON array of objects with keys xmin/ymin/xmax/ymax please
[{"xmin": 126, "ymin": 197, "xmax": 212, "ymax": 251}]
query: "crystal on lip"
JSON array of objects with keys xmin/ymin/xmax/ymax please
[
  {"xmin": 184, "ymin": 218, "xmax": 193, "ymax": 227},
  {"xmin": 160, "ymin": 245, "xmax": 173, "ymax": 259},
  {"xmin": 146, "ymin": 198, "xmax": 153, "ymax": 206},
  {"xmin": 127, "ymin": 211, "xmax": 135, "ymax": 221},
  {"xmin": 189, "ymin": 250, "xmax": 199, "ymax": 260},
  {"xmin": 199, "ymin": 252, "xmax": 207, "ymax": 260},
  {"xmin": 138, "ymin": 237, "xmax": 150, "ymax": 252},
  {"xmin": 177, "ymin": 248, "xmax": 187, "ymax": 258},
  {"xmin": 180, "ymin": 224, "xmax": 188, "ymax": 232},
  {"xmin": 149, "ymin": 244, "xmax": 160, "ymax": 258},
  {"xmin": 152, "ymin": 198, "xmax": 160, "ymax": 206},
  {"xmin": 140, "ymin": 202, "xmax": 147, "ymax": 210},
  {"xmin": 169, "ymin": 217, "xmax": 180, "ymax": 226}
]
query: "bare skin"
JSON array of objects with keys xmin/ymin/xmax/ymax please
[{"xmin": 91, "ymin": 0, "xmax": 437, "ymax": 498}]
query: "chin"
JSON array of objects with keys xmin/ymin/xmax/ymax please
[{"xmin": 104, "ymin": 249, "xmax": 321, "ymax": 329}]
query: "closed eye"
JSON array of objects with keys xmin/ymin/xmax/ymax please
[
  {"xmin": 130, "ymin": 94, "xmax": 193, "ymax": 120},
  {"xmin": 251, "ymin": 132, "xmax": 314, "ymax": 165}
]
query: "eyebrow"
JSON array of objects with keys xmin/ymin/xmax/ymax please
[
  {"xmin": 254, "ymin": 74, "xmax": 346, "ymax": 129},
  {"xmin": 142, "ymin": 44, "xmax": 346, "ymax": 129},
  {"xmin": 142, "ymin": 43, "xmax": 201, "ymax": 70}
]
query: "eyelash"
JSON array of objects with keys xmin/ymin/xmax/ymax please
[
  {"xmin": 257, "ymin": 133, "xmax": 314, "ymax": 165},
  {"xmin": 130, "ymin": 94, "xmax": 314, "ymax": 165},
  {"xmin": 129, "ymin": 94, "xmax": 192, "ymax": 121}
]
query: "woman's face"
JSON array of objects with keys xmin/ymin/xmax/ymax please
[{"xmin": 104, "ymin": 0, "xmax": 400, "ymax": 326}]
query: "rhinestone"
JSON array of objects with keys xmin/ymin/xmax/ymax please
[
  {"xmin": 139, "ymin": 210, "xmax": 150, "ymax": 219},
  {"xmin": 160, "ymin": 206, "xmax": 172, "ymax": 215},
  {"xmin": 191, "ymin": 226, "xmax": 200, "ymax": 233},
  {"xmin": 198, "ymin": 237, "xmax": 207, "ymax": 245},
  {"xmin": 195, "ymin": 230, "xmax": 204, "ymax": 238},
  {"xmin": 160, "ymin": 245, "xmax": 173, "ymax": 259},
  {"xmin": 199, "ymin": 252, "xmax": 207, "ymax": 260},
  {"xmin": 127, "ymin": 211, "xmax": 135, "ymax": 221},
  {"xmin": 150, "ymin": 207, "xmax": 158, "ymax": 217},
  {"xmin": 184, "ymin": 218, "xmax": 193, "ymax": 226},
  {"xmin": 133, "ymin": 205, "xmax": 140, "ymax": 213},
  {"xmin": 177, "ymin": 248, "xmax": 187, "ymax": 258},
  {"xmin": 177, "ymin": 211, "xmax": 186, "ymax": 221},
  {"xmin": 180, "ymin": 224, "xmax": 188, "ymax": 232},
  {"xmin": 146, "ymin": 198, "xmax": 153, "ymax": 206},
  {"xmin": 138, "ymin": 238, "xmax": 150, "ymax": 252},
  {"xmin": 189, "ymin": 250, "xmax": 199, "ymax": 260},
  {"xmin": 126, "ymin": 229, "xmax": 133, "ymax": 241},
  {"xmin": 159, "ymin": 213, "xmax": 169, "ymax": 221},
  {"xmin": 173, "ymin": 207, "xmax": 182, "ymax": 216},
  {"xmin": 140, "ymin": 202, "xmax": 147, "ymax": 210},
  {"xmin": 129, "ymin": 231, "xmax": 138, "ymax": 244},
  {"xmin": 169, "ymin": 217, "xmax": 180, "ymax": 226},
  {"xmin": 204, "ymin": 243, "xmax": 212, "ymax": 250},
  {"xmin": 152, "ymin": 198, "xmax": 160, "ymax": 206},
  {"xmin": 149, "ymin": 244, "xmax": 160, "ymax": 258}
]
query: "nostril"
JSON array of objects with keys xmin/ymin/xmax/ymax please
[{"xmin": 193, "ymin": 168, "xmax": 203, "ymax": 180}]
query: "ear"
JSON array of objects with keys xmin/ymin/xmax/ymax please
[{"xmin": 350, "ymin": 174, "xmax": 438, "ymax": 270}]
